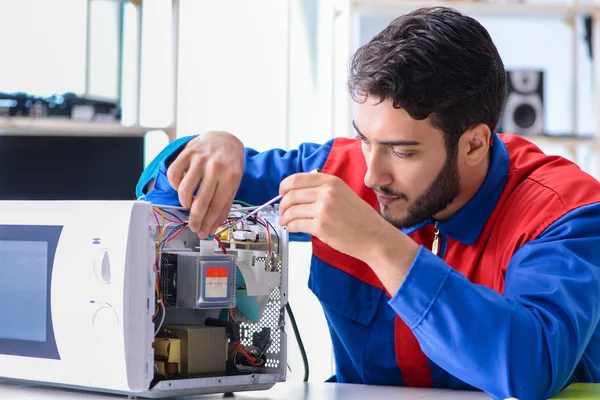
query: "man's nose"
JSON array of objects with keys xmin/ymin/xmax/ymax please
[{"xmin": 364, "ymin": 152, "xmax": 393, "ymax": 189}]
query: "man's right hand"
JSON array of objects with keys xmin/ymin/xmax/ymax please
[{"xmin": 167, "ymin": 131, "xmax": 245, "ymax": 237}]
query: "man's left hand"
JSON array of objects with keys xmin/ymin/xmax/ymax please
[{"xmin": 278, "ymin": 172, "xmax": 388, "ymax": 263}]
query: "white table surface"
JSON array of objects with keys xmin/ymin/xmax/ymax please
[{"xmin": 0, "ymin": 381, "xmax": 492, "ymax": 399}]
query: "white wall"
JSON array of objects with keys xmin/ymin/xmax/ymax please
[
  {"xmin": 88, "ymin": 0, "xmax": 121, "ymax": 101},
  {"xmin": 0, "ymin": 0, "xmax": 121, "ymax": 100},
  {"xmin": 139, "ymin": 0, "xmax": 175, "ymax": 129},
  {"xmin": 175, "ymin": 0, "xmax": 288, "ymax": 151},
  {"xmin": 0, "ymin": 0, "xmax": 87, "ymax": 96}
]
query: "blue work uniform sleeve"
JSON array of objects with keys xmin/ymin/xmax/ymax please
[
  {"xmin": 136, "ymin": 134, "xmax": 334, "ymax": 240},
  {"xmin": 136, "ymin": 136, "xmax": 195, "ymax": 201},
  {"xmin": 388, "ymin": 203, "xmax": 600, "ymax": 400}
]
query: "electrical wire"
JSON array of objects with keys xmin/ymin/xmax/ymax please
[
  {"xmin": 264, "ymin": 219, "xmax": 280, "ymax": 254},
  {"xmin": 217, "ymin": 197, "xmax": 281, "ymax": 235},
  {"xmin": 227, "ymin": 205, "xmax": 275, "ymax": 253},
  {"xmin": 158, "ymin": 223, "xmax": 188, "ymax": 249},
  {"xmin": 233, "ymin": 200, "xmax": 256, "ymax": 207},
  {"xmin": 153, "ymin": 202, "xmax": 260, "ymax": 212},
  {"xmin": 215, "ymin": 236, "xmax": 228, "ymax": 254},
  {"xmin": 219, "ymin": 240, "xmax": 265, "ymax": 371},
  {"xmin": 254, "ymin": 215, "xmax": 272, "ymax": 253},
  {"xmin": 233, "ymin": 201, "xmax": 302, "ymax": 379},
  {"xmin": 151, "ymin": 207, "xmax": 189, "ymax": 331},
  {"xmin": 150, "ymin": 204, "xmax": 188, "ymax": 211},
  {"xmin": 286, "ymin": 302, "xmax": 309, "ymax": 382},
  {"xmin": 160, "ymin": 208, "xmax": 184, "ymax": 222},
  {"xmin": 152, "ymin": 201, "xmax": 295, "ymax": 377},
  {"xmin": 154, "ymin": 302, "xmax": 166, "ymax": 336},
  {"xmin": 152, "ymin": 208, "xmax": 166, "ymax": 320}
]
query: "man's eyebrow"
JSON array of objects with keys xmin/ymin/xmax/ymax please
[{"xmin": 352, "ymin": 120, "xmax": 421, "ymax": 146}]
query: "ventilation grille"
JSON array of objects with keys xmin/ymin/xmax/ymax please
[{"xmin": 239, "ymin": 256, "xmax": 284, "ymax": 370}]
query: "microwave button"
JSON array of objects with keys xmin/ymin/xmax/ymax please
[
  {"xmin": 94, "ymin": 248, "xmax": 111, "ymax": 284},
  {"xmin": 92, "ymin": 304, "xmax": 119, "ymax": 339}
]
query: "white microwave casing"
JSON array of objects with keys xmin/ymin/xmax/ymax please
[{"xmin": 0, "ymin": 200, "xmax": 155, "ymax": 393}]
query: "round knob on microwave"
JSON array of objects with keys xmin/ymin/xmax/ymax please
[
  {"xmin": 94, "ymin": 248, "xmax": 111, "ymax": 284},
  {"xmin": 92, "ymin": 304, "xmax": 119, "ymax": 340}
]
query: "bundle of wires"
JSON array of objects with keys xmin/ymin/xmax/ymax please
[
  {"xmin": 223, "ymin": 200, "xmax": 278, "ymax": 254},
  {"xmin": 229, "ymin": 201, "xmax": 308, "ymax": 381},
  {"xmin": 151, "ymin": 201, "xmax": 307, "ymax": 381},
  {"xmin": 227, "ymin": 306, "xmax": 266, "ymax": 371},
  {"xmin": 151, "ymin": 207, "xmax": 188, "ymax": 335}
]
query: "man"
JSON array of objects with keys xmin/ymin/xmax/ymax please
[{"xmin": 137, "ymin": 6, "xmax": 600, "ymax": 399}]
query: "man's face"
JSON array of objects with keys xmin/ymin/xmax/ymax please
[{"xmin": 355, "ymin": 97, "xmax": 462, "ymax": 229}]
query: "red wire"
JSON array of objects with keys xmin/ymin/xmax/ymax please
[
  {"xmin": 215, "ymin": 236, "xmax": 228, "ymax": 254},
  {"xmin": 153, "ymin": 210, "xmax": 161, "ymax": 228},
  {"xmin": 222, "ymin": 214, "xmax": 272, "ymax": 253},
  {"xmin": 218, "ymin": 233, "xmax": 264, "ymax": 367},
  {"xmin": 156, "ymin": 276, "xmax": 163, "ymax": 300},
  {"xmin": 254, "ymin": 216, "xmax": 272, "ymax": 253},
  {"xmin": 165, "ymin": 224, "xmax": 187, "ymax": 243},
  {"xmin": 152, "ymin": 209, "xmax": 181, "ymax": 224},
  {"xmin": 230, "ymin": 342, "xmax": 264, "ymax": 366}
]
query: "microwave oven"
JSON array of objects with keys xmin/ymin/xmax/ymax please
[{"xmin": 0, "ymin": 200, "xmax": 288, "ymax": 397}]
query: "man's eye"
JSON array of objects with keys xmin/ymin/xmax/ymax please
[{"xmin": 391, "ymin": 149, "xmax": 414, "ymax": 158}]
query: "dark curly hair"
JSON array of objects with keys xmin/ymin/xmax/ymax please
[{"xmin": 348, "ymin": 6, "xmax": 506, "ymax": 153}]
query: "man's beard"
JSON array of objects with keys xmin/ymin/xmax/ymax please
[{"xmin": 375, "ymin": 149, "xmax": 462, "ymax": 229}]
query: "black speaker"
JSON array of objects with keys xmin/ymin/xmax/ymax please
[{"xmin": 500, "ymin": 69, "xmax": 544, "ymax": 136}]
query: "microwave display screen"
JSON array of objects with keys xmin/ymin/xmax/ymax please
[
  {"xmin": 0, "ymin": 225, "xmax": 61, "ymax": 359},
  {"xmin": 0, "ymin": 240, "xmax": 48, "ymax": 342}
]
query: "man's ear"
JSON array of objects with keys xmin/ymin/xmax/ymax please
[{"xmin": 459, "ymin": 124, "xmax": 491, "ymax": 166}]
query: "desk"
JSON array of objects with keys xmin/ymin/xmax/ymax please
[{"xmin": 0, "ymin": 381, "xmax": 491, "ymax": 399}]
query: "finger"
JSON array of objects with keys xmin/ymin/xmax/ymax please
[
  {"xmin": 177, "ymin": 162, "xmax": 205, "ymax": 209},
  {"xmin": 210, "ymin": 203, "xmax": 233, "ymax": 238},
  {"xmin": 189, "ymin": 172, "xmax": 219, "ymax": 235},
  {"xmin": 279, "ymin": 203, "xmax": 317, "ymax": 227},
  {"xmin": 167, "ymin": 149, "xmax": 190, "ymax": 190},
  {"xmin": 279, "ymin": 187, "xmax": 321, "ymax": 216},
  {"xmin": 201, "ymin": 181, "xmax": 237, "ymax": 236},
  {"xmin": 216, "ymin": 191, "xmax": 240, "ymax": 234},
  {"xmin": 285, "ymin": 218, "xmax": 314, "ymax": 235},
  {"xmin": 279, "ymin": 172, "xmax": 327, "ymax": 196}
]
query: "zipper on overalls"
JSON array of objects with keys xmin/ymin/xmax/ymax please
[{"xmin": 432, "ymin": 221, "xmax": 440, "ymax": 256}]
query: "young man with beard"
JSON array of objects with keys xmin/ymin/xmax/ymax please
[{"xmin": 137, "ymin": 6, "xmax": 600, "ymax": 400}]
